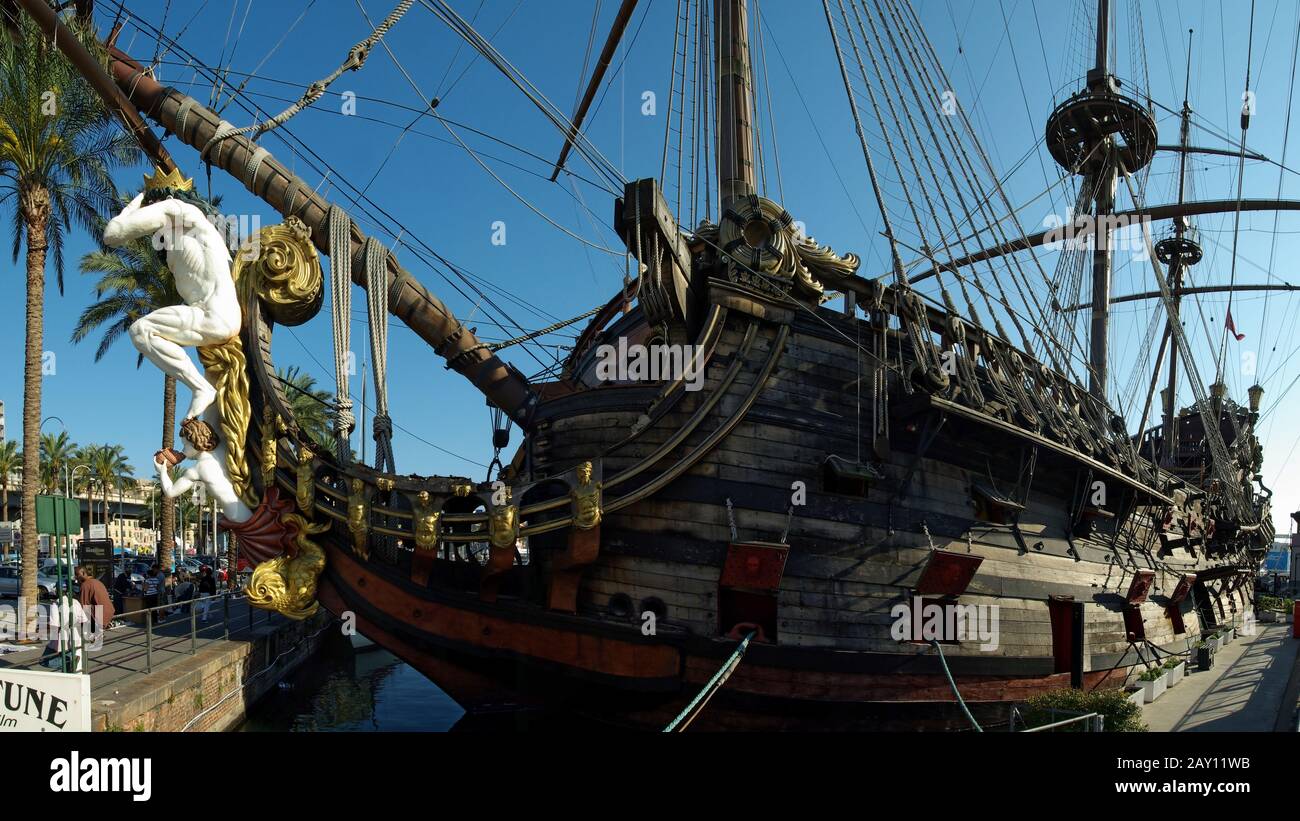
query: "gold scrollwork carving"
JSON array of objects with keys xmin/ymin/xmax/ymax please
[
  {"xmin": 376, "ymin": 476, "xmax": 395, "ymax": 492},
  {"xmin": 239, "ymin": 216, "xmax": 324, "ymax": 327},
  {"xmin": 246, "ymin": 511, "xmax": 329, "ymax": 621},
  {"xmin": 453, "ymin": 481, "xmax": 473, "ymax": 498}
]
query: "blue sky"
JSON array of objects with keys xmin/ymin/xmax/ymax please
[{"xmin": 2, "ymin": 0, "xmax": 1298, "ymax": 535}]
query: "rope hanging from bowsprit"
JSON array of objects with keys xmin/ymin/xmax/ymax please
[
  {"xmin": 201, "ymin": 0, "xmax": 415, "ymax": 161},
  {"xmin": 364, "ymin": 237, "xmax": 396, "ymax": 474},
  {"xmin": 327, "ymin": 205, "xmax": 355, "ymax": 464}
]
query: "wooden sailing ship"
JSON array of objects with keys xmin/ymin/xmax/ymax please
[{"xmin": 25, "ymin": 0, "xmax": 1291, "ymax": 729}]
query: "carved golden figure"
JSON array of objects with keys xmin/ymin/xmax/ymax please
[
  {"xmin": 453, "ymin": 481, "xmax": 473, "ymax": 498},
  {"xmin": 348, "ymin": 477, "xmax": 370, "ymax": 560},
  {"xmin": 296, "ymin": 445, "xmax": 315, "ymax": 514},
  {"xmin": 260, "ymin": 408, "xmax": 279, "ymax": 487},
  {"xmin": 246, "ymin": 510, "xmax": 329, "ymax": 620},
  {"xmin": 489, "ymin": 486, "xmax": 519, "ymax": 550},
  {"xmin": 571, "ymin": 460, "xmax": 603, "ymax": 530},
  {"xmin": 413, "ymin": 490, "xmax": 442, "ymax": 552}
]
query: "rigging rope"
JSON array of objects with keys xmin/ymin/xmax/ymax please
[
  {"xmin": 202, "ymin": 0, "xmax": 414, "ymax": 159},
  {"xmin": 1216, "ymin": 0, "xmax": 1257, "ymax": 384},
  {"xmin": 663, "ymin": 630, "xmax": 756, "ymax": 732},
  {"xmin": 327, "ymin": 205, "xmax": 355, "ymax": 464},
  {"xmin": 488, "ymin": 305, "xmax": 603, "ymax": 352},
  {"xmin": 364, "ymin": 237, "xmax": 396, "ymax": 474},
  {"xmin": 931, "ymin": 639, "xmax": 982, "ymax": 733}
]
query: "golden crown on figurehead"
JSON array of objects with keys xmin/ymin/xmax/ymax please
[{"xmin": 142, "ymin": 165, "xmax": 194, "ymax": 192}]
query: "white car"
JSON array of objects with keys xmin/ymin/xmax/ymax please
[{"xmin": 0, "ymin": 565, "xmax": 61, "ymax": 599}]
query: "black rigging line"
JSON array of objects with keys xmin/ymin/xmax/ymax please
[
  {"xmin": 279, "ymin": 329, "xmax": 487, "ymax": 469},
  {"xmin": 156, "ymin": 61, "xmax": 622, "ymax": 196},
  {"xmin": 431, "ymin": 0, "xmax": 485, "ymax": 99},
  {"xmin": 108, "ymin": 1, "xmax": 562, "ymax": 372},
  {"xmin": 1260, "ymin": 2, "xmax": 1300, "ymax": 382}
]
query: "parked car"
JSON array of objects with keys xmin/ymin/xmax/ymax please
[
  {"xmin": 39, "ymin": 557, "xmax": 76, "ymax": 577},
  {"xmin": 0, "ymin": 565, "xmax": 62, "ymax": 599}
]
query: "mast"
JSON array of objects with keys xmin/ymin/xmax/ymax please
[
  {"xmin": 1085, "ymin": 0, "xmax": 1118, "ymax": 401},
  {"xmin": 1044, "ymin": 0, "xmax": 1156, "ymax": 403},
  {"xmin": 715, "ymin": 0, "xmax": 756, "ymax": 206},
  {"xmin": 1160, "ymin": 30, "xmax": 1199, "ymax": 463}
]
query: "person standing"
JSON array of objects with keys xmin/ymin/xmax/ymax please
[
  {"xmin": 142, "ymin": 565, "xmax": 161, "ymax": 614},
  {"xmin": 75, "ymin": 565, "xmax": 115, "ymax": 641},
  {"xmin": 198, "ymin": 566, "xmax": 217, "ymax": 623},
  {"xmin": 112, "ymin": 567, "xmax": 132, "ymax": 616}
]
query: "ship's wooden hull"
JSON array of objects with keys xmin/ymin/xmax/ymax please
[{"xmin": 293, "ymin": 300, "xmax": 1256, "ymax": 729}]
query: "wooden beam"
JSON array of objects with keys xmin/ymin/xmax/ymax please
[
  {"xmin": 15, "ymin": 0, "xmax": 174, "ymax": 172},
  {"xmin": 548, "ymin": 0, "xmax": 639, "ymax": 182},
  {"xmin": 894, "ymin": 198, "xmax": 1300, "ymax": 286},
  {"xmin": 1062, "ymin": 283, "xmax": 1300, "ymax": 312}
]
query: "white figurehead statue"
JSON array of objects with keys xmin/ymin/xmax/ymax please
[
  {"xmin": 104, "ymin": 166, "xmax": 239, "ymax": 424},
  {"xmin": 153, "ymin": 424, "xmax": 252, "ymax": 523},
  {"xmin": 106, "ymin": 166, "xmax": 252, "ymax": 526}
]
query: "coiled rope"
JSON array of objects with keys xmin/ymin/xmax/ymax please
[{"xmin": 663, "ymin": 630, "xmax": 756, "ymax": 732}]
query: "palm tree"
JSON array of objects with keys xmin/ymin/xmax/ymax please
[
  {"xmin": 0, "ymin": 439, "xmax": 18, "ymax": 522},
  {"xmin": 88, "ymin": 444, "xmax": 132, "ymax": 535},
  {"xmin": 74, "ymin": 229, "xmax": 181, "ymax": 566},
  {"xmin": 278, "ymin": 366, "xmax": 335, "ymax": 450},
  {"xmin": 1, "ymin": 13, "xmax": 140, "ymax": 610},
  {"xmin": 72, "ymin": 443, "xmax": 97, "ymax": 525},
  {"xmin": 39, "ymin": 431, "xmax": 77, "ymax": 495}
]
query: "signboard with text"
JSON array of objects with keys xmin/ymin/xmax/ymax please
[{"xmin": 0, "ymin": 668, "xmax": 91, "ymax": 732}]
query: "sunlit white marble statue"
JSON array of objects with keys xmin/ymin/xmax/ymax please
[
  {"xmin": 106, "ymin": 166, "xmax": 254, "ymax": 528},
  {"xmin": 154, "ymin": 424, "xmax": 253, "ymax": 523},
  {"xmin": 104, "ymin": 166, "xmax": 239, "ymax": 424}
]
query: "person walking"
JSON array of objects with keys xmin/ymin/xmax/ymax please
[
  {"xmin": 174, "ymin": 572, "xmax": 195, "ymax": 616},
  {"xmin": 198, "ymin": 566, "xmax": 217, "ymax": 623}
]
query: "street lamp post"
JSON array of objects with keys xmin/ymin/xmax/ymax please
[{"xmin": 65, "ymin": 464, "xmax": 90, "ymax": 563}]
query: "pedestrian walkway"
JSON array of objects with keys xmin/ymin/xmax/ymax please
[
  {"xmin": 0, "ymin": 593, "xmax": 286, "ymax": 692},
  {"xmin": 1142, "ymin": 622, "xmax": 1300, "ymax": 732},
  {"xmin": 1, "ymin": 594, "xmax": 327, "ymax": 731}
]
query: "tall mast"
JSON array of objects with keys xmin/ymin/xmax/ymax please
[
  {"xmin": 1160, "ymin": 30, "xmax": 1199, "ymax": 463},
  {"xmin": 1045, "ymin": 0, "xmax": 1155, "ymax": 403},
  {"xmin": 1085, "ymin": 0, "xmax": 1118, "ymax": 400},
  {"xmin": 715, "ymin": 0, "xmax": 756, "ymax": 207}
]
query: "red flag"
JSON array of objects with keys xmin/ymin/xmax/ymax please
[{"xmin": 1225, "ymin": 308, "xmax": 1246, "ymax": 341}]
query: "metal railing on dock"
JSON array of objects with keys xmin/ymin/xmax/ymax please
[
  {"xmin": 1010, "ymin": 706, "xmax": 1104, "ymax": 732},
  {"xmin": 3, "ymin": 591, "xmax": 286, "ymax": 689}
]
